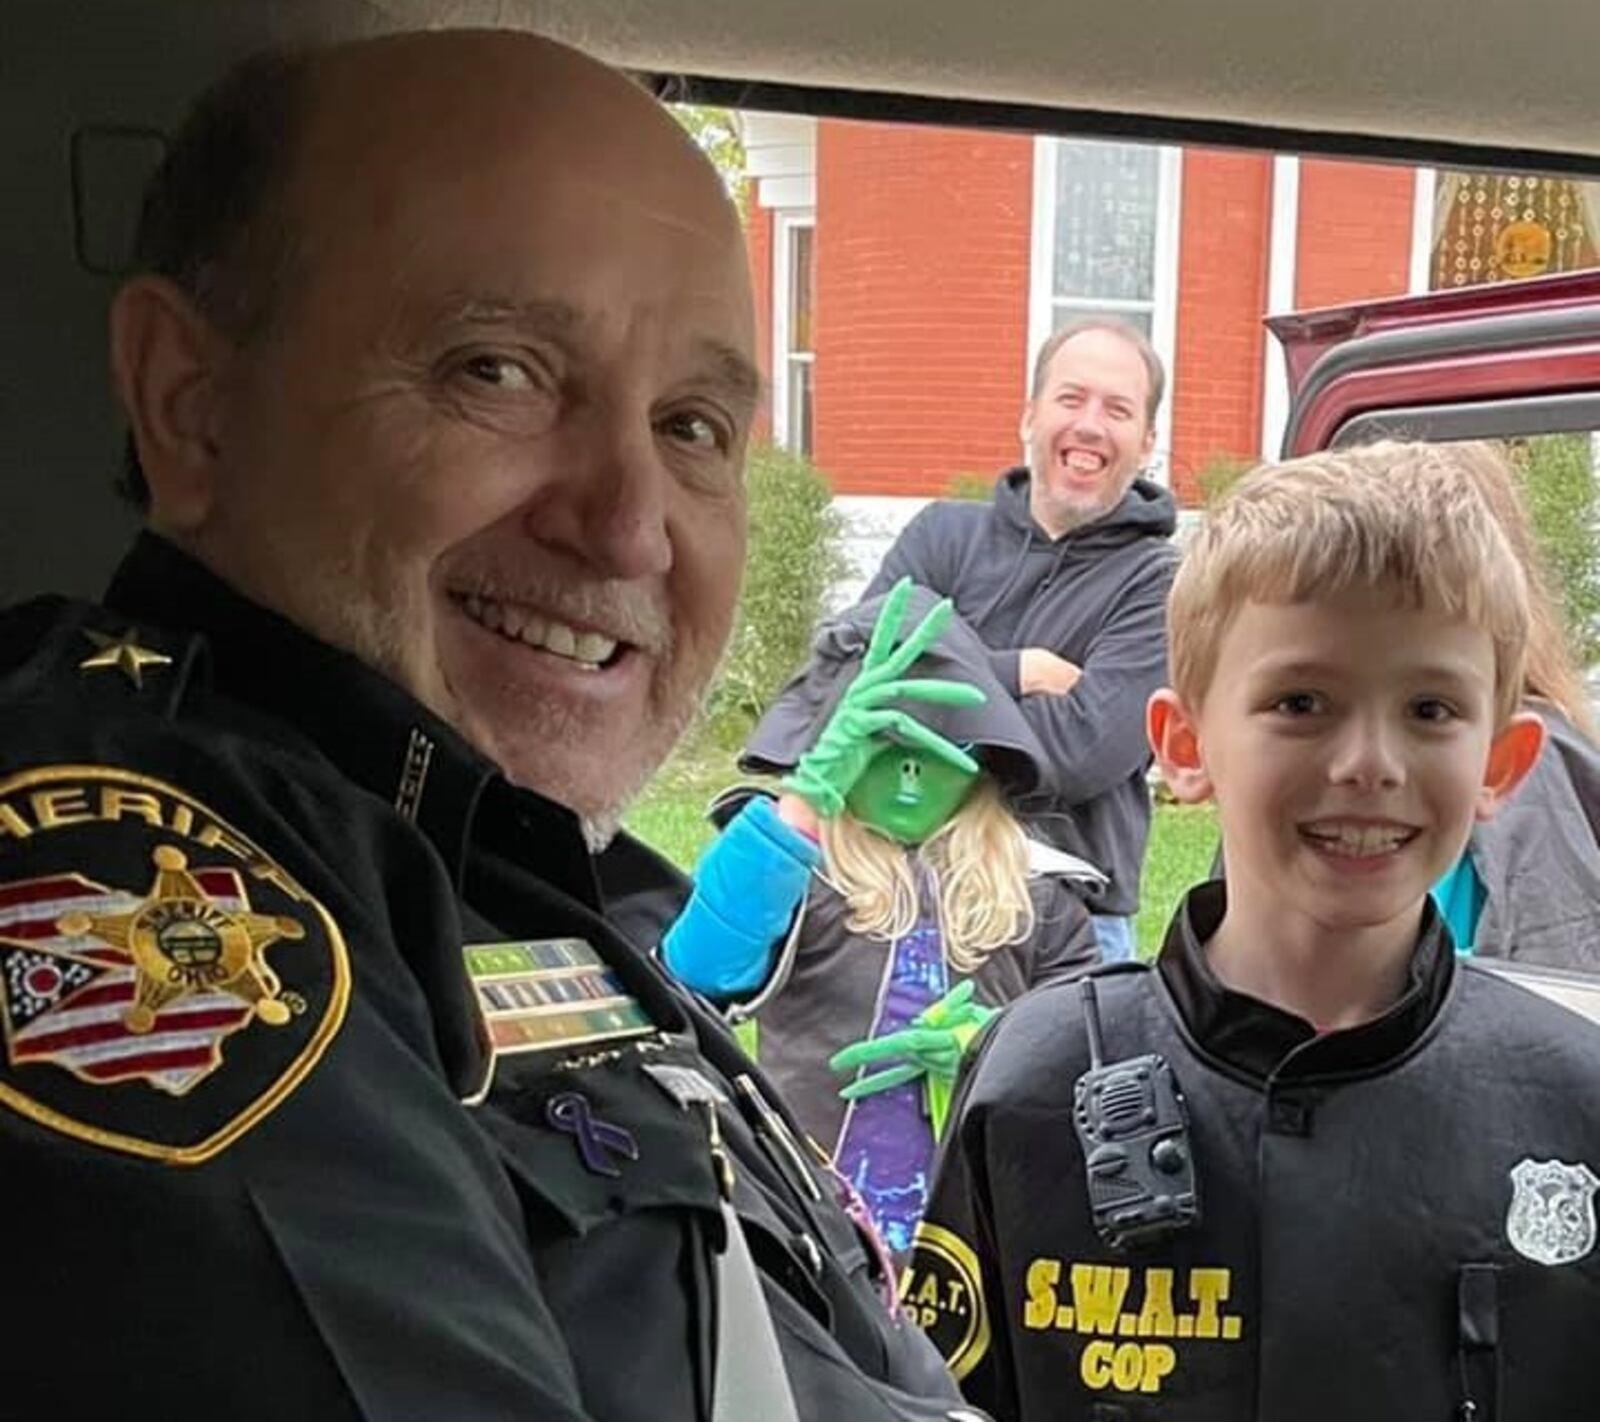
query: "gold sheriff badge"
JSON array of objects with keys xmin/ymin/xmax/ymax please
[
  {"xmin": 0, "ymin": 765, "xmax": 349, "ymax": 1164},
  {"xmin": 57, "ymin": 845, "xmax": 303, "ymax": 1035}
]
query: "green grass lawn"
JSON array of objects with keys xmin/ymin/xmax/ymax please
[
  {"xmin": 625, "ymin": 742, "xmax": 1220, "ymax": 959},
  {"xmin": 1132, "ymin": 801, "xmax": 1220, "ymax": 956},
  {"xmin": 623, "ymin": 739, "xmax": 744, "ymax": 867}
]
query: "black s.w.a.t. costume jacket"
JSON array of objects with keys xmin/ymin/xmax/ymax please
[
  {"xmin": 0, "ymin": 534, "xmax": 984, "ymax": 1422},
  {"xmin": 909, "ymin": 882, "xmax": 1600, "ymax": 1421}
]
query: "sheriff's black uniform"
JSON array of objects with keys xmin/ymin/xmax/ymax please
[
  {"xmin": 907, "ymin": 882, "xmax": 1600, "ymax": 1421},
  {"xmin": 0, "ymin": 534, "xmax": 984, "ymax": 1422}
]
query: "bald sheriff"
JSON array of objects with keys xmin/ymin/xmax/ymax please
[{"xmin": 0, "ymin": 30, "xmax": 985, "ymax": 1422}]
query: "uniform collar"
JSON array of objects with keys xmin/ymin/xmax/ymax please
[
  {"xmin": 103, "ymin": 532, "xmax": 597, "ymax": 904},
  {"xmin": 1157, "ymin": 880, "xmax": 1456, "ymax": 1080}
]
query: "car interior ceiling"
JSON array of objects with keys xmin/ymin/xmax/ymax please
[{"xmin": 7, "ymin": 0, "xmax": 1600, "ymax": 604}]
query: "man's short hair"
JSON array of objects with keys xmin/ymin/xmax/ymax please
[
  {"xmin": 1168, "ymin": 440, "xmax": 1531, "ymax": 725},
  {"xmin": 1028, "ymin": 316, "xmax": 1166, "ymax": 424},
  {"xmin": 118, "ymin": 47, "xmax": 315, "ymax": 509}
]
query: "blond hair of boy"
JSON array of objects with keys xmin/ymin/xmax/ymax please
[{"xmin": 1148, "ymin": 440, "xmax": 1546, "ymax": 1026}]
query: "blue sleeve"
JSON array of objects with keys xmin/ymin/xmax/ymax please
[
  {"xmin": 661, "ymin": 797, "xmax": 822, "ymax": 998},
  {"xmin": 1431, "ymin": 850, "xmax": 1486, "ymax": 956}
]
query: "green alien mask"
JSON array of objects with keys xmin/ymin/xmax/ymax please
[{"xmin": 844, "ymin": 741, "xmax": 980, "ymax": 845}]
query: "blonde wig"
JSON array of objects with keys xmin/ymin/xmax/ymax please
[{"xmin": 819, "ymin": 779, "xmax": 1035, "ymax": 973}]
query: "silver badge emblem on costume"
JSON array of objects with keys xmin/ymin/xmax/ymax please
[{"xmin": 1506, "ymin": 1157, "xmax": 1600, "ymax": 1266}]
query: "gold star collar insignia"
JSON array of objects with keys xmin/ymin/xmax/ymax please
[{"xmin": 78, "ymin": 628, "xmax": 174, "ymax": 689}]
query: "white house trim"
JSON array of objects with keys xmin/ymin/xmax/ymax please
[
  {"xmin": 743, "ymin": 113, "xmax": 817, "ymax": 210},
  {"xmin": 771, "ymin": 209, "xmax": 816, "ymax": 453},
  {"xmin": 1409, "ymin": 166, "xmax": 1438, "ymax": 294},
  {"xmin": 1260, "ymin": 154, "xmax": 1301, "ymax": 460},
  {"xmin": 1026, "ymin": 138, "xmax": 1058, "ymax": 394},
  {"xmin": 1149, "ymin": 144, "xmax": 1183, "ymax": 484}
]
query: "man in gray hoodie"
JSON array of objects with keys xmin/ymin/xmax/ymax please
[{"xmin": 862, "ymin": 318, "xmax": 1179, "ymax": 960}]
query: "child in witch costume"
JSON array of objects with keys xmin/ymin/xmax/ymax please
[{"xmin": 663, "ymin": 580, "xmax": 1101, "ymax": 1255}]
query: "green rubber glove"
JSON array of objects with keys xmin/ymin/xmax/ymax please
[
  {"xmin": 829, "ymin": 980, "xmax": 996, "ymax": 1138},
  {"xmin": 781, "ymin": 577, "xmax": 987, "ymax": 819}
]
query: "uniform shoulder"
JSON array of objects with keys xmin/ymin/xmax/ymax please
[
  {"xmin": 0, "ymin": 593, "xmax": 377, "ymax": 870},
  {"xmin": 1455, "ymin": 964, "xmax": 1600, "ymax": 1133},
  {"xmin": 1458, "ymin": 961, "xmax": 1600, "ymax": 1067},
  {"xmin": 0, "ymin": 598, "xmax": 367, "ymax": 1167},
  {"xmin": 0, "ymin": 595, "xmax": 200, "ymax": 720},
  {"xmin": 966, "ymin": 963, "xmax": 1156, "ymax": 1108},
  {"xmin": 0, "ymin": 594, "xmax": 332, "ymax": 768}
]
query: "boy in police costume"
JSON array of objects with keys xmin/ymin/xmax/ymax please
[{"xmin": 906, "ymin": 441, "xmax": 1600, "ymax": 1420}]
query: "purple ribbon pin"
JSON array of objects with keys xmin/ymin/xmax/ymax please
[{"xmin": 545, "ymin": 1091, "xmax": 639, "ymax": 1177}]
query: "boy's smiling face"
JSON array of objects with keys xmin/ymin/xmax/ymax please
[{"xmin": 1152, "ymin": 593, "xmax": 1543, "ymax": 953}]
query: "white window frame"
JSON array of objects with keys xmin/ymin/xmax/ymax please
[
  {"xmin": 1409, "ymin": 166, "xmax": 1438, "ymax": 294},
  {"xmin": 772, "ymin": 209, "xmax": 817, "ymax": 455},
  {"xmin": 1027, "ymin": 138, "xmax": 1183, "ymax": 482},
  {"xmin": 1260, "ymin": 155, "xmax": 1301, "ymax": 459}
]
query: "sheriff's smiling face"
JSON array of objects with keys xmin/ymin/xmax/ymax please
[{"xmin": 183, "ymin": 37, "xmax": 759, "ymax": 839}]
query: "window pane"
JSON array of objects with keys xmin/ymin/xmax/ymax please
[
  {"xmin": 1051, "ymin": 302, "xmax": 1153, "ymax": 340},
  {"xmin": 1431, "ymin": 173, "xmax": 1600, "ymax": 289},
  {"xmin": 788, "ymin": 358, "xmax": 814, "ymax": 458},
  {"xmin": 789, "ymin": 224, "xmax": 815, "ymax": 353},
  {"xmin": 1053, "ymin": 140, "xmax": 1159, "ymax": 304}
]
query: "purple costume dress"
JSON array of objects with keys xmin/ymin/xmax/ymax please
[{"xmin": 832, "ymin": 870, "xmax": 947, "ymax": 1256}]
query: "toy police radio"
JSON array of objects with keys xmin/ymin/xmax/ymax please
[{"xmin": 1071, "ymin": 974, "xmax": 1200, "ymax": 1250}]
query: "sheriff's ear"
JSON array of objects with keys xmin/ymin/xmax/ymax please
[
  {"xmin": 1476, "ymin": 711, "xmax": 1547, "ymax": 821},
  {"xmin": 108, "ymin": 274, "xmax": 231, "ymax": 533},
  {"xmin": 1148, "ymin": 688, "xmax": 1213, "ymax": 805}
]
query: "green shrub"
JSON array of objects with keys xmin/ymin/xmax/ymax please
[
  {"xmin": 1194, "ymin": 451, "xmax": 1256, "ymax": 506},
  {"xmin": 946, "ymin": 471, "xmax": 995, "ymax": 502},
  {"xmin": 671, "ymin": 104, "xmax": 748, "ymax": 217},
  {"xmin": 698, "ymin": 443, "xmax": 846, "ymax": 748},
  {"xmin": 1507, "ymin": 434, "xmax": 1600, "ymax": 665}
]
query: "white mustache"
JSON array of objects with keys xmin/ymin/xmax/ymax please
[{"xmin": 451, "ymin": 573, "xmax": 673, "ymax": 657}]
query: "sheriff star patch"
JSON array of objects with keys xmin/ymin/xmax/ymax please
[{"xmin": 0, "ymin": 765, "xmax": 349, "ymax": 1164}]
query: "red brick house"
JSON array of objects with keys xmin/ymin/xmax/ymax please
[{"xmin": 742, "ymin": 116, "xmax": 1600, "ymax": 512}]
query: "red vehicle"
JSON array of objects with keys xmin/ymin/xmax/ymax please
[{"xmin": 1271, "ymin": 268, "xmax": 1600, "ymax": 459}]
